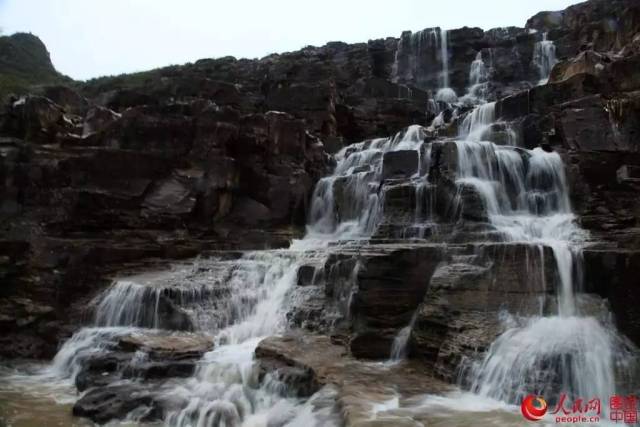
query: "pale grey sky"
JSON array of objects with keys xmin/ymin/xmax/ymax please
[{"xmin": 1, "ymin": 0, "xmax": 582, "ymax": 80}]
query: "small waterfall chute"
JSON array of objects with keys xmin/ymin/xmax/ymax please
[{"xmin": 533, "ymin": 32, "xmax": 558, "ymax": 85}]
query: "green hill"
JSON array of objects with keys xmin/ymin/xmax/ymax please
[{"xmin": 0, "ymin": 32, "xmax": 71, "ymax": 100}]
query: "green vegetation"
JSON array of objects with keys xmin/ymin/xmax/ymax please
[{"xmin": 0, "ymin": 32, "xmax": 71, "ymax": 100}]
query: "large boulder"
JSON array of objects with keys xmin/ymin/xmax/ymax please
[
  {"xmin": 74, "ymin": 331, "xmax": 213, "ymax": 392},
  {"xmin": 556, "ymin": 95, "xmax": 619, "ymax": 151},
  {"xmin": 142, "ymin": 171, "xmax": 198, "ymax": 216},
  {"xmin": 549, "ymin": 50, "xmax": 610, "ymax": 83},
  {"xmin": 73, "ymin": 384, "xmax": 162, "ymax": 424},
  {"xmin": 410, "ymin": 243, "xmax": 558, "ymax": 380},
  {"xmin": 346, "ymin": 245, "xmax": 444, "ymax": 359},
  {"xmin": 254, "ymin": 335, "xmax": 323, "ymax": 397},
  {"xmin": 42, "ymin": 85, "xmax": 89, "ymax": 116},
  {"xmin": 81, "ymin": 106, "xmax": 120, "ymax": 136},
  {"xmin": 1, "ymin": 95, "xmax": 70, "ymax": 143}
]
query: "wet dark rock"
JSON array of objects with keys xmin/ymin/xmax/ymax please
[
  {"xmin": 527, "ymin": 0, "xmax": 640, "ymax": 54},
  {"xmin": 0, "ymin": 296, "xmax": 59, "ymax": 358},
  {"xmin": 73, "ymin": 383, "xmax": 162, "ymax": 424},
  {"xmin": 617, "ymin": 165, "xmax": 640, "ymax": 183},
  {"xmin": 0, "ymin": 0, "xmax": 639, "ymax": 399},
  {"xmin": 381, "ymin": 181, "xmax": 417, "ymax": 220},
  {"xmin": 116, "ymin": 333, "xmax": 213, "ymax": 359},
  {"xmin": 583, "ymin": 249, "xmax": 640, "ymax": 347},
  {"xmin": 556, "ymin": 95, "xmax": 619, "ymax": 151},
  {"xmin": 255, "ymin": 334, "xmax": 450, "ymax": 426},
  {"xmin": 549, "ymin": 50, "xmax": 609, "ymax": 83},
  {"xmin": 411, "ymin": 243, "xmax": 559, "ymax": 380},
  {"xmin": 382, "ymin": 150, "xmax": 419, "ymax": 180},
  {"xmin": 229, "ymin": 196, "xmax": 271, "ymax": 226},
  {"xmin": 338, "ymin": 244, "xmax": 445, "ymax": 359},
  {"xmin": 392, "ymin": 26, "xmax": 539, "ymax": 98},
  {"xmin": 0, "ymin": 90, "xmax": 330, "ymax": 356},
  {"xmin": 1, "ymin": 95, "xmax": 71, "ymax": 143},
  {"xmin": 455, "ymin": 182, "xmax": 492, "ymax": 223},
  {"xmin": 296, "ymin": 264, "xmax": 317, "ymax": 287},
  {"xmin": 255, "ymin": 335, "xmax": 322, "ymax": 397},
  {"xmin": 74, "ymin": 332, "xmax": 213, "ymax": 391}
]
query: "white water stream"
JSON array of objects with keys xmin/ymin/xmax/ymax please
[
  {"xmin": 450, "ymin": 103, "xmax": 634, "ymax": 411},
  {"xmin": 534, "ymin": 32, "xmax": 558, "ymax": 85},
  {"xmin": 1, "ymin": 37, "xmax": 637, "ymax": 427}
]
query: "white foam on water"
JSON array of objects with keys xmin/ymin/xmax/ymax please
[
  {"xmin": 418, "ymin": 390, "xmax": 516, "ymax": 413},
  {"xmin": 435, "ymin": 87, "xmax": 458, "ymax": 103},
  {"xmin": 449, "ymin": 102, "xmax": 638, "ymax": 412},
  {"xmin": 3, "ymin": 76, "xmax": 638, "ymax": 427}
]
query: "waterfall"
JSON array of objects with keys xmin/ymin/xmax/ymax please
[
  {"xmin": 453, "ymin": 103, "xmax": 635, "ymax": 410},
  {"xmin": 164, "ymin": 251, "xmax": 309, "ymax": 426},
  {"xmin": 463, "ymin": 51, "xmax": 489, "ymax": 103},
  {"xmin": 390, "ymin": 312, "xmax": 418, "ymax": 361},
  {"xmin": 533, "ymin": 32, "xmax": 558, "ymax": 85},
  {"xmin": 33, "ymin": 249, "xmax": 342, "ymax": 426},
  {"xmin": 307, "ymin": 125, "xmax": 427, "ymax": 239},
  {"xmin": 390, "ymin": 26, "xmax": 457, "ymax": 102},
  {"xmin": 440, "ymin": 28, "xmax": 450, "ymax": 89},
  {"xmin": 435, "ymin": 28, "xmax": 458, "ymax": 103},
  {"xmin": 458, "ymin": 101, "xmax": 495, "ymax": 141},
  {"xmin": 469, "ymin": 52, "xmax": 488, "ymax": 87},
  {"xmin": 390, "ymin": 28, "xmax": 440, "ymax": 88},
  {"xmin": 31, "ymin": 123, "xmax": 435, "ymax": 426},
  {"xmin": 4, "ymin": 67, "xmax": 638, "ymax": 426}
]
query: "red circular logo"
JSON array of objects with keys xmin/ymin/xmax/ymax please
[{"xmin": 521, "ymin": 395, "xmax": 548, "ymax": 421}]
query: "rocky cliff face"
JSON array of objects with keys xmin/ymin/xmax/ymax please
[
  {"xmin": 0, "ymin": 94, "xmax": 330, "ymax": 357},
  {"xmin": 0, "ymin": 0, "xmax": 639, "ymax": 390},
  {"xmin": 2, "ymin": 1, "xmax": 640, "ymax": 425}
]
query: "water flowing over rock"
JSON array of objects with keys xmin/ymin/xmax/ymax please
[
  {"xmin": 2, "ymin": 0, "xmax": 640, "ymax": 426},
  {"xmin": 533, "ymin": 33, "xmax": 558, "ymax": 84}
]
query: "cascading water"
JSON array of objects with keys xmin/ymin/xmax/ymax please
[
  {"xmin": 390, "ymin": 28, "xmax": 440, "ymax": 88},
  {"xmin": 160, "ymin": 249, "xmax": 330, "ymax": 427},
  {"xmin": 390, "ymin": 312, "xmax": 418, "ymax": 361},
  {"xmin": 4, "ymin": 249, "xmax": 344, "ymax": 426},
  {"xmin": 307, "ymin": 125, "xmax": 429, "ymax": 240},
  {"xmin": 447, "ymin": 101, "xmax": 637, "ymax": 414},
  {"xmin": 365, "ymin": 99, "xmax": 638, "ymax": 415},
  {"xmin": 3, "ymin": 48, "xmax": 638, "ymax": 426},
  {"xmin": 469, "ymin": 52, "xmax": 488, "ymax": 88},
  {"xmin": 533, "ymin": 32, "xmax": 558, "ymax": 85},
  {"xmin": 390, "ymin": 26, "xmax": 457, "ymax": 103},
  {"xmin": 462, "ymin": 51, "xmax": 489, "ymax": 103},
  {"xmin": 440, "ymin": 28, "xmax": 450, "ymax": 89},
  {"xmin": 435, "ymin": 28, "xmax": 458, "ymax": 104},
  {"xmin": 2, "ymin": 122, "xmax": 439, "ymax": 426}
]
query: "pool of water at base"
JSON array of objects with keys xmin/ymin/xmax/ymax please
[
  {"xmin": 0, "ymin": 367, "xmax": 582, "ymax": 427},
  {"xmin": 0, "ymin": 361, "xmax": 158, "ymax": 427}
]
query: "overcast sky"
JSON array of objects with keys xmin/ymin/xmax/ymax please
[{"xmin": 1, "ymin": 0, "xmax": 582, "ymax": 80}]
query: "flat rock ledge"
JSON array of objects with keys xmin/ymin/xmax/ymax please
[
  {"xmin": 255, "ymin": 334, "xmax": 451, "ymax": 427},
  {"xmin": 73, "ymin": 330, "xmax": 213, "ymax": 424}
]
